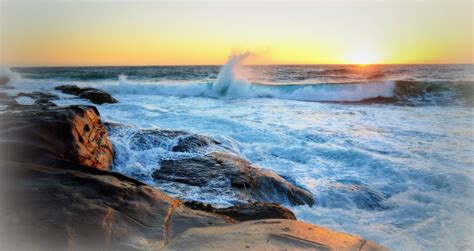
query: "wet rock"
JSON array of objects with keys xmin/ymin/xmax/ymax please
[
  {"xmin": 184, "ymin": 201, "xmax": 296, "ymax": 222},
  {"xmin": 127, "ymin": 128, "xmax": 223, "ymax": 153},
  {"xmin": 321, "ymin": 182, "xmax": 392, "ymax": 211},
  {"xmin": 55, "ymin": 84, "xmax": 118, "ymax": 104},
  {"xmin": 55, "ymin": 84, "xmax": 83, "ymax": 95},
  {"xmin": 0, "ymin": 105, "xmax": 114, "ymax": 171},
  {"xmin": 129, "ymin": 128, "xmax": 186, "ymax": 151},
  {"xmin": 163, "ymin": 219, "xmax": 388, "ymax": 251},
  {"xmin": 153, "ymin": 152, "xmax": 315, "ymax": 206},
  {"xmin": 172, "ymin": 134, "xmax": 221, "ymax": 152},
  {"xmin": 16, "ymin": 91, "xmax": 59, "ymax": 107},
  {"xmin": 79, "ymin": 89, "xmax": 118, "ymax": 104}
]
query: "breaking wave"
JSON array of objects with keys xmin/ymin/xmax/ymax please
[{"xmin": 88, "ymin": 54, "xmax": 470, "ymax": 104}]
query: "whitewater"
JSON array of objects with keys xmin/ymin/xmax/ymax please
[{"xmin": 2, "ymin": 58, "xmax": 473, "ymax": 250}]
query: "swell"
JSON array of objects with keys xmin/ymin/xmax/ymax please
[{"xmin": 93, "ymin": 79, "xmax": 473, "ymax": 105}]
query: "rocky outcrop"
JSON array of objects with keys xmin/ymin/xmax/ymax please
[
  {"xmin": 55, "ymin": 84, "xmax": 118, "ymax": 104},
  {"xmin": 184, "ymin": 201, "xmax": 296, "ymax": 222},
  {"xmin": 0, "ymin": 105, "xmax": 113, "ymax": 170},
  {"xmin": 163, "ymin": 219, "xmax": 388, "ymax": 251},
  {"xmin": 0, "ymin": 160, "xmax": 231, "ymax": 251},
  {"xmin": 153, "ymin": 152, "xmax": 315, "ymax": 206}
]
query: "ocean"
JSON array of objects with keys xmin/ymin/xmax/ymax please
[{"xmin": 3, "ymin": 59, "xmax": 474, "ymax": 250}]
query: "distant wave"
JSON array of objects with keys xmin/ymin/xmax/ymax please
[
  {"xmin": 7, "ymin": 62, "xmax": 474, "ymax": 105},
  {"xmin": 99, "ymin": 56, "xmax": 472, "ymax": 105}
]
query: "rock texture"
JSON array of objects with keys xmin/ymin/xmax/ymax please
[
  {"xmin": 184, "ymin": 201, "xmax": 296, "ymax": 222},
  {"xmin": 153, "ymin": 152, "xmax": 315, "ymax": 206},
  {"xmin": 162, "ymin": 219, "xmax": 388, "ymax": 251},
  {"xmin": 0, "ymin": 105, "xmax": 114, "ymax": 170},
  {"xmin": 171, "ymin": 134, "xmax": 221, "ymax": 152},
  {"xmin": 0, "ymin": 160, "xmax": 231, "ymax": 251},
  {"xmin": 55, "ymin": 84, "xmax": 118, "ymax": 104}
]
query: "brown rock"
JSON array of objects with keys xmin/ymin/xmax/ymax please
[
  {"xmin": 0, "ymin": 160, "xmax": 230, "ymax": 251},
  {"xmin": 0, "ymin": 105, "xmax": 113, "ymax": 170},
  {"xmin": 184, "ymin": 201, "xmax": 297, "ymax": 222},
  {"xmin": 162, "ymin": 219, "xmax": 388, "ymax": 251}
]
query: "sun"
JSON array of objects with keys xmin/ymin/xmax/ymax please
[{"xmin": 348, "ymin": 48, "xmax": 379, "ymax": 65}]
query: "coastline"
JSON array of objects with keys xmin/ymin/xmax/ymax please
[{"xmin": 0, "ymin": 80, "xmax": 387, "ymax": 250}]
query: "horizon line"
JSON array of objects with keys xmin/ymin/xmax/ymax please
[{"xmin": 10, "ymin": 63, "xmax": 474, "ymax": 68}]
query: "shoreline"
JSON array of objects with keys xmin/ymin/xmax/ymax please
[{"xmin": 0, "ymin": 81, "xmax": 387, "ymax": 250}]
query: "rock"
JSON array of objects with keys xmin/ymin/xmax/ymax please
[
  {"xmin": 79, "ymin": 89, "xmax": 118, "ymax": 104},
  {"xmin": 184, "ymin": 201, "xmax": 296, "ymax": 222},
  {"xmin": 55, "ymin": 85, "xmax": 118, "ymax": 104},
  {"xmin": 318, "ymin": 180, "xmax": 393, "ymax": 211},
  {"xmin": 16, "ymin": 91, "xmax": 59, "ymax": 107},
  {"xmin": 162, "ymin": 219, "xmax": 388, "ymax": 251},
  {"xmin": 153, "ymin": 152, "xmax": 315, "ymax": 206},
  {"xmin": 0, "ymin": 160, "xmax": 231, "ymax": 251},
  {"xmin": 172, "ymin": 134, "xmax": 221, "ymax": 152},
  {"xmin": 0, "ymin": 105, "xmax": 114, "ymax": 171},
  {"xmin": 55, "ymin": 84, "xmax": 83, "ymax": 95}
]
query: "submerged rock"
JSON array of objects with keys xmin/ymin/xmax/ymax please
[
  {"xmin": 163, "ymin": 219, "xmax": 388, "ymax": 251},
  {"xmin": 153, "ymin": 152, "xmax": 315, "ymax": 206},
  {"xmin": 321, "ymin": 181, "xmax": 393, "ymax": 211},
  {"xmin": 0, "ymin": 105, "xmax": 114, "ymax": 170},
  {"xmin": 172, "ymin": 134, "xmax": 221, "ymax": 152},
  {"xmin": 55, "ymin": 84, "xmax": 118, "ymax": 104},
  {"xmin": 184, "ymin": 201, "xmax": 296, "ymax": 222},
  {"xmin": 16, "ymin": 91, "xmax": 59, "ymax": 107}
]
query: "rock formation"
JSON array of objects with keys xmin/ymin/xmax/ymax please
[
  {"xmin": 153, "ymin": 152, "xmax": 316, "ymax": 206},
  {"xmin": 0, "ymin": 105, "xmax": 113, "ymax": 170},
  {"xmin": 55, "ymin": 84, "xmax": 118, "ymax": 104}
]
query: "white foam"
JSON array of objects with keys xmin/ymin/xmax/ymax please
[{"xmin": 14, "ymin": 96, "xmax": 35, "ymax": 105}]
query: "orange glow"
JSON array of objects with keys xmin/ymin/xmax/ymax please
[{"xmin": 0, "ymin": 1, "xmax": 472, "ymax": 66}]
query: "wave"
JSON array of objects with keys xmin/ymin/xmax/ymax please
[
  {"xmin": 7, "ymin": 61, "xmax": 473, "ymax": 105},
  {"xmin": 96, "ymin": 56, "xmax": 472, "ymax": 105},
  {"xmin": 94, "ymin": 78, "xmax": 473, "ymax": 105}
]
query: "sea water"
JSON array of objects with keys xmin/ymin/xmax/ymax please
[{"xmin": 3, "ymin": 59, "xmax": 473, "ymax": 250}]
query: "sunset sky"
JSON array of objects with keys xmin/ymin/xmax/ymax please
[{"xmin": 1, "ymin": 0, "xmax": 473, "ymax": 66}]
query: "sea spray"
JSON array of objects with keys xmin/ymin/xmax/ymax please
[
  {"xmin": 0, "ymin": 66, "xmax": 21, "ymax": 83},
  {"xmin": 211, "ymin": 52, "xmax": 252, "ymax": 96},
  {"xmin": 118, "ymin": 74, "xmax": 129, "ymax": 84}
]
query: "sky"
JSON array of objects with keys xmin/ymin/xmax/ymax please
[{"xmin": 0, "ymin": 0, "xmax": 473, "ymax": 66}]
